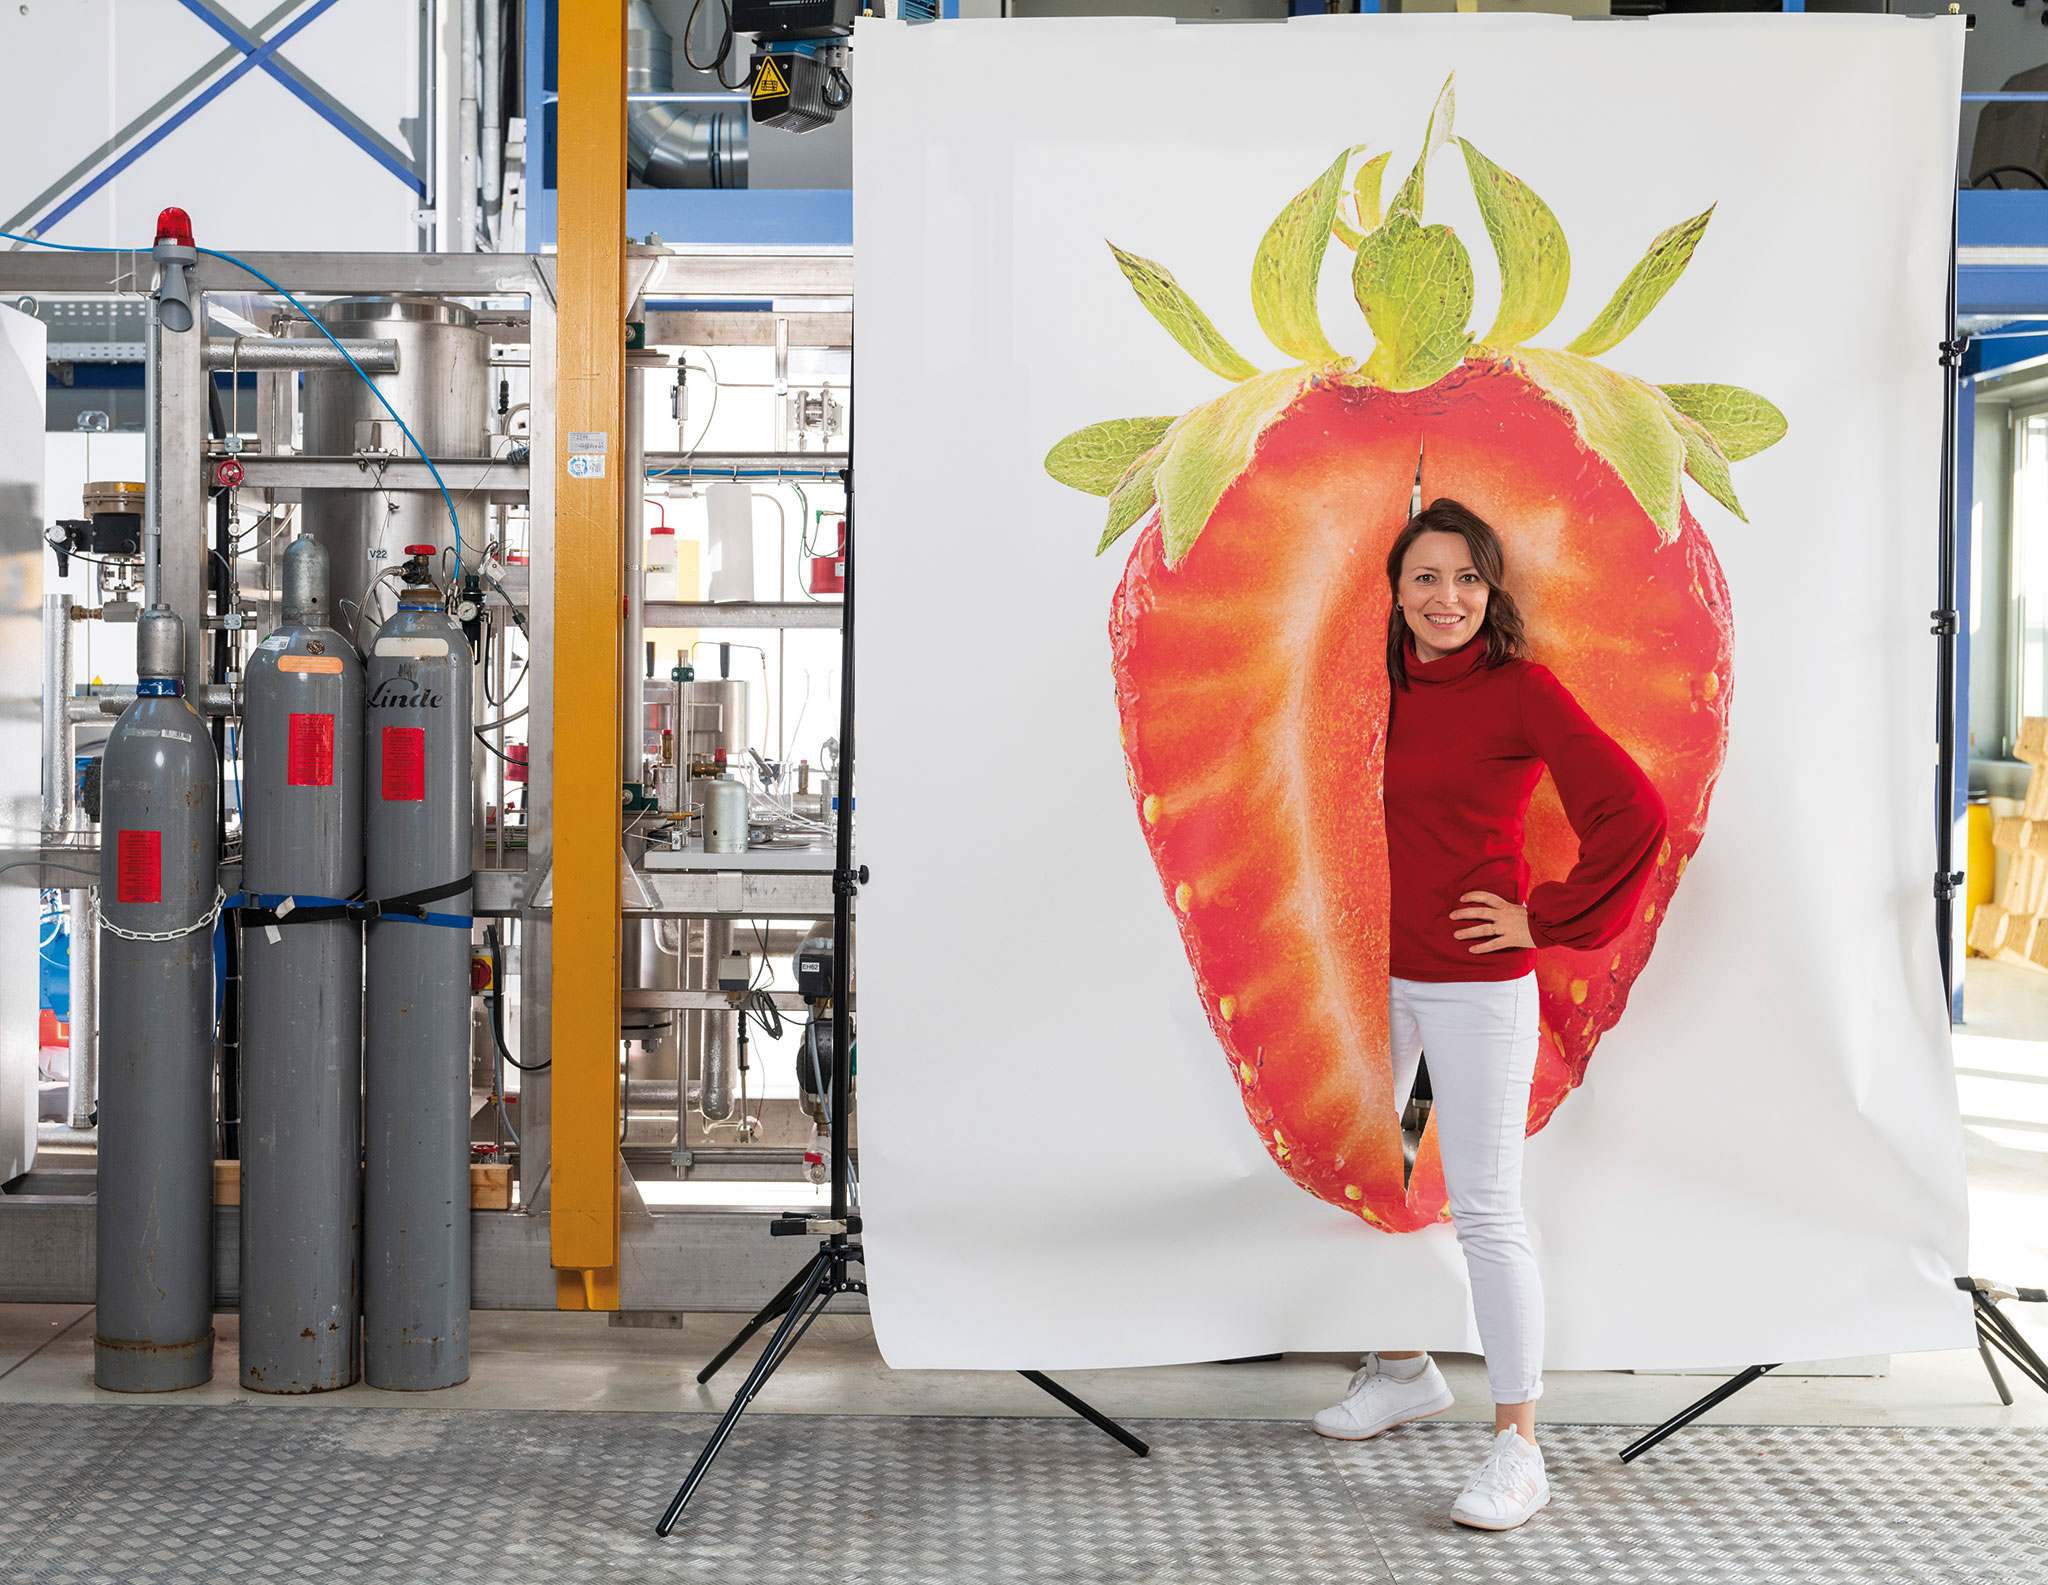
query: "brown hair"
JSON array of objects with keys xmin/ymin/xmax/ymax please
[{"xmin": 1384, "ymin": 498, "xmax": 1526, "ymax": 690}]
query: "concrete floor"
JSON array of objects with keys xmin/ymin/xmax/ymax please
[{"xmin": 3, "ymin": 960, "xmax": 2044, "ymax": 1432}]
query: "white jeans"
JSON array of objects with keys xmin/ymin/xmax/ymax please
[{"xmin": 1390, "ymin": 973, "xmax": 1544, "ymax": 1405}]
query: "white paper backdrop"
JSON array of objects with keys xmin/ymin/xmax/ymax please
[{"xmin": 851, "ymin": 14, "xmax": 1975, "ymax": 1371}]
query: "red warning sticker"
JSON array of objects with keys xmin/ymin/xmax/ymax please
[
  {"xmin": 116, "ymin": 829, "xmax": 161, "ymax": 905},
  {"xmin": 382, "ymin": 726, "xmax": 426, "ymax": 802},
  {"xmin": 287, "ymin": 713, "xmax": 335, "ymax": 787}
]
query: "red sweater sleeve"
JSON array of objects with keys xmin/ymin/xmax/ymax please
[{"xmin": 1517, "ymin": 664, "xmax": 1668, "ymax": 952}]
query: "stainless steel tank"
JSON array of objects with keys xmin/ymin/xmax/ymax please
[
  {"xmin": 94, "ymin": 607, "xmax": 218, "ymax": 1392},
  {"xmin": 295, "ymin": 298, "xmax": 490, "ymax": 637},
  {"xmin": 238, "ymin": 539, "xmax": 364, "ymax": 1394},
  {"xmin": 362, "ymin": 560, "xmax": 473, "ymax": 1390}
]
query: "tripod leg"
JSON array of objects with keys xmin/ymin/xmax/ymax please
[
  {"xmin": 1019, "ymin": 1371, "xmax": 1150, "ymax": 1458},
  {"xmin": 1618, "ymin": 1364, "xmax": 1779, "ymax": 1463},
  {"xmin": 696, "ymin": 1260, "xmax": 816, "ymax": 1386},
  {"xmin": 1976, "ymin": 1294, "xmax": 2048, "ymax": 1395},
  {"xmin": 1979, "ymin": 1335, "xmax": 2015, "ymax": 1406},
  {"xmin": 657, "ymin": 1250, "xmax": 833, "ymax": 1536}
]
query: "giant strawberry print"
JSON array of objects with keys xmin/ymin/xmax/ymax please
[{"xmin": 1044, "ymin": 80, "xmax": 1785, "ymax": 1234}]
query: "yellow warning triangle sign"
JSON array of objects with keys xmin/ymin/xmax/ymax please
[{"xmin": 752, "ymin": 56, "xmax": 789, "ymax": 100}]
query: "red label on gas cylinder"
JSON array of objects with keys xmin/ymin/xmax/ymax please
[
  {"xmin": 382, "ymin": 726, "xmax": 426, "ymax": 801},
  {"xmin": 287, "ymin": 713, "xmax": 335, "ymax": 787},
  {"xmin": 116, "ymin": 829, "xmax": 161, "ymax": 905}
]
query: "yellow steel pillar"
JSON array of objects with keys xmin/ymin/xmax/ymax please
[{"xmin": 550, "ymin": 0, "xmax": 626, "ymax": 1310}]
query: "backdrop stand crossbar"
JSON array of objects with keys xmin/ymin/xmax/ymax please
[{"xmin": 655, "ymin": 431, "xmax": 1146, "ymax": 1542}]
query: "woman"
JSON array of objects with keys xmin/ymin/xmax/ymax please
[{"xmin": 1311, "ymin": 499, "xmax": 1668, "ymax": 1532}]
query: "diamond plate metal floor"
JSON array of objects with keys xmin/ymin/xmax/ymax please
[{"xmin": 0, "ymin": 1408, "xmax": 2041, "ymax": 1584}]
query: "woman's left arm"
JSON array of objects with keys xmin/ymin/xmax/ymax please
[{"xmin": 1517, "ymin": 664, "xmax": 1670, "ymax": 952}]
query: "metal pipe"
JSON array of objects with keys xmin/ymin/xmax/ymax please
[
  {"xmin": 203, "ymin": 338, "xmax": 398, "ymax": 372},
  {"xmin": 41, "ymin": 594, "xmax": 72, "ymax": 832},
  {"xmin": 143, "ymin": 299, "xmax": 161, "ymax": 609},
  {"xmin": 66, "ymin": 885, "xmax": 96, "ymax": 1131},
  {"xmin": 459, "ymin": 0, "xmax": 481, "ymax": 251},
  {"xmin": 623, "ymin": 348, "xmax": 648, "ymax": 789},
  {"xmin": 480, "ymin": 0, "xmax": 504, "ymax": 245},
  {"xmin": 699, "ymin": 919, "xmax": 737, "ymax": 1121},
  {"xmin": 71, "ymin": 683, "xmax": 241, "ymax": 720},
  {"xmin": 624, "ymin": 0, "xmax": 746, "ymax": 190}
]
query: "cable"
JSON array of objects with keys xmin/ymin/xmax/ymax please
[
  {"xmin": 486, "ymin": 923, "xmax": 549, "ymax": 1072},
  {"xmin": 0, "ymin": 859, "xmax": 98, "ymax": 883},
  {"xmin": 0, "ymin": 227, "xmax": 468, "ymax": 559}
]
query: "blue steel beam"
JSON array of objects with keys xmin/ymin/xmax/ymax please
[
  {"xmin": 175, "ymin": 0, "xmax": 423, "ymax": 192},
  {"xmin": 33, "ymin": 0, "xmax": 347, "ymax": 238},
  {"xmin": 2, "ymin": 0, "xmax": 305, "ymax": 237}
]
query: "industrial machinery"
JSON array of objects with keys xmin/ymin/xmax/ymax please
[
  {"xmin": 363, "ymin": 546, "xmax": 475, "ymax": 1390},
  {"xmin": 295, "ymin": 297, "xmax": 491, "ymax": 636},
  {"xmin": 239, "ymin": 538, "xmax": 364, "ymax": 1394},
  {"xmin": 93, "ymin": 608, "xmax": 219, "ymax": 1391},
  {"xmin": 6, "ymin": 223, "xmax": 857, "ymax": 1343},
  {"xmin": 47, "ymin": 481, "xmax": 145, "ymax": 618}
]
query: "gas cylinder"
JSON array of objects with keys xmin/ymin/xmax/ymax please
[
  {"xmin": 239, "ymin": 537, "xmax": 364, "ymax": 1393},
  {"xmin": 95, "ymin": 606, "xmax": 219, "ymax": 1391},
  {"xmin": 362, "ymin": 545, "xmax": 473, "ymax": 1390}
]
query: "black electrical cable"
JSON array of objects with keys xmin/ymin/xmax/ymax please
[
  {"xmin": 745, "ymin": 988, "xmax": 783, "ymax": 1042},
  {"xmin": 1972, "ymin": 164, "xmax": 2048, "ymax": 190},
  {"xmin": 485, "ymin": 923, "xmax": 550, "ymax": 1070}
]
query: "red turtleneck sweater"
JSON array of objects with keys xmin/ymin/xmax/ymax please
[{"xmin": 1384, "ymin": 634, "xmax": 1668, "ymax": 983}]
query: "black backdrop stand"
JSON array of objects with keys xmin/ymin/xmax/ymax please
[
  {"xmin": 1618, "ymin": 218, "xmax": 2048, "ymax": 1463},
  {"xmin": 655, "ymin": 440, "xmax": 1147, "ymax": 1539}
]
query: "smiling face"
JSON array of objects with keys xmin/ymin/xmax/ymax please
[{"xmin": 1396, "ymin": 529, "xmax": 1492, "ymax": 663}]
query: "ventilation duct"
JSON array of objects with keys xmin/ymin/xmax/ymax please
[{"xmin": 628, "ymin": 0, "xmax": 748, "ymax": 190}]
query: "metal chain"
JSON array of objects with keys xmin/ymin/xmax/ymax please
[{"xmin": 90, "ymin": 884, "xmax": 227, "ymax": 942}]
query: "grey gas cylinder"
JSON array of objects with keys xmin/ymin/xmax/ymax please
[
  {"xmin": 362, "ymin": 557, "xmax": 473, "ymax": 1390},
  {"xmin": 95, "ymin": 606, "xmax": 219, "ymax": 1392},
  {"xmin": 238, "ymin": 538, "xmax": 365, "ymax": 1393}
]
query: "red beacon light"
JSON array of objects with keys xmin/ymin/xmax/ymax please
[{"xmin": 155, "ymin": 207, "xmax": 194, "ymax": 248}]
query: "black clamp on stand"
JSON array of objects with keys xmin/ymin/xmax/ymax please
[
  {"xmin": 1957, "ymin": 1275, "xmax": 2048, "ymax": 1404},
  {"xmin": 655, "ymin": 438, "xmax": 1147, "ymax": 1542}
]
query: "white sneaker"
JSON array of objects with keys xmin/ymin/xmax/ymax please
[
  {"xmin": 1449, "ymin": 1427, "xmax": 1550, "ymax": 1531},
  {"xmin": 1311, "ymin": 1354, "xmax": 1455, "ymax": 1440}
]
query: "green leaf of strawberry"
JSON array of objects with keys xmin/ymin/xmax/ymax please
[
  {"xmin": 1666, "ymin": 407, "xmax": 1746, "ymax": 522},
  {"xmin": 1252, "ymin": 148, "xmax": 1358, "ymax": 365},
  {"xmin": 1355, "ymin": 211, "xmax": 1474, "ymax": 393},
  {"xmin": 1386, "ymin": 75, "xmax": 1455, "ymax": 221},
  {"xmin": 1459, "ymin": 138, "xmax": 1569, "ymax": 348},
  {"xmin": 1154, "ymin": 368, "xmax": 1308, "ymax": 564},
  {"xmin": 1565, "ymin": 206, "xmax": 1715, "ymax": 358},
  {"xmin": 1332, "ymin": 152, "xmax": 1393, "ymax": 253},
  {"xmin": 1109, "ymin": 244, "xmax": 1261, "ymax": 382},
  {"xmin": 1097, "ymin": 431, "xmax": 1176, "ymax": 556},
  {"xmin": 1516, "ymin": 348, "xmax": 1684, "ymax": 540},
  {"xmin": 1044, "ymin": 416, "xmax": 1179, "ymax": 497},
  {"xmin": 1660, "ymin": 383, "xmax": 1788, "ymax": 462}
]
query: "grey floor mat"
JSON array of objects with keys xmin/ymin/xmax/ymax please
[{"xmin": 0, "ymin": 1408, "xmax": 2041, "ymax": 1584}]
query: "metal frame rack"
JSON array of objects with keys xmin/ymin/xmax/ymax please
[{"xmin": 0, "ymin": 238, "xmax": 861, "ymax": 1318}]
